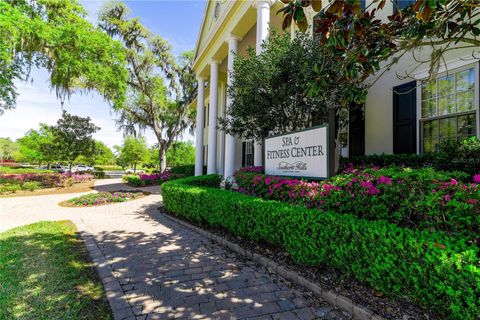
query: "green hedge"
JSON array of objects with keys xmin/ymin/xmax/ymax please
[
  {"xmin": 169, "ymin": 165, "xmax": 206, "ymax": 176},
  {"xmin": 162, "ymin": 175, "xmax": 480, "ymax": 319}
]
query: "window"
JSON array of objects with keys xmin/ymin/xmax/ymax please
[
  {"xmin": 360, "ymin": 0, "xmax": 366, "ymax": 10},
  {"xmin": 204, "ymin": 105, "xmax": 209, "ymax": 128},
  {"xmin": 420, "ymin": 67, "xmax": 477, "ymax": 152},
  {"xmin": 394, "ymin": 0, "xmax": 415, "ymax": 12},
  {"xmin": 242, "ymin": 141, "xmax": 254, "ymax": 167}
]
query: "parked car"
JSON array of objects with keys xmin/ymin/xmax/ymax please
[
  {"xmin": 19, "ymin": 163, "xmax": 33, "ymax": 168},
  {"xmin": 50, "ymin": 165, "xmax": 66, "ymax": 172},
  {"xmin": 125, "ymin": 168, "xmax": 145, "ymax": 174},
  {"xmin": 75, "ymin": 165, "xmax": 94, "ymax": 172}
]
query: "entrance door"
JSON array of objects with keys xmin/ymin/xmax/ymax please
[{"xmin": 393, "ymin": 81, "xmax": 417, "ymax": 154}]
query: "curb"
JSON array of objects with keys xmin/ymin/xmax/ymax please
[
  {"xmin": 78, "ymin": 224, "xmax": 136, "ymax": 320},
  {"xmin": 161, "ymin": 210, "xmax": 385, "ymax": 320}
]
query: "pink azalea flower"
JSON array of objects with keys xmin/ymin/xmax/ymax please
[{"xmin": 473, "ymin": 174, "xmax": 480, "ymax": 184}]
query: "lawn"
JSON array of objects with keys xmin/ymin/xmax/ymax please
[
  {"xmin": 0, "ymin": 166, "xmax": 53, "ymax": 174},
  {"xmin": 0, "ymin": 221, "xmax": 112, "ymax": 320}
]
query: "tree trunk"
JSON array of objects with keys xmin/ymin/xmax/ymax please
[
  {"xmin": 69, "ymin": 163, "xmax": 73, "ymax": 176},
  {"xmin": 134, "ymin": 163, "xmax": 137, "ymax": 173},
  {"xmin": 159, "ymin": 145, "xmax": 167, "ymax": 173}
]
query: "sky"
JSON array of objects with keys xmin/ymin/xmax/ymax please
[{"xmin": 0, "ymin": 0, "xmax": 206, "ymax": 149}]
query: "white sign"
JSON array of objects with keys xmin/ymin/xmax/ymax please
[{"xmin": 264, "ymin": 126, "xmax": 329, "ymax": 179}]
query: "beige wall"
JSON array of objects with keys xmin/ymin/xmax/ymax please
[{"xmin": 365, "ymin": 45, "xmax": 480, "ymax": 154}]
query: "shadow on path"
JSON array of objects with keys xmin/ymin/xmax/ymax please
[{"xmin": 90, "ymin": 202, "xmax": 337, "ymax": 319}]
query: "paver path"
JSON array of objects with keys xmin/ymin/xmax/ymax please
[{"xmin": 0, "ymin": 178, "xmax": 348, "ymax": 320}]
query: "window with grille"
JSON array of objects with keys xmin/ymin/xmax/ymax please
[
  {"xmin": 420, "ymin": 66, "xmax": 477, "ymax": 152},
  {"xmin": 245, "ymin": 141, "xmax": 254, "ymax": 167}
]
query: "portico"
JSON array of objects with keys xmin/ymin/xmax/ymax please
[{"xmin": 192, "ymin": 0, "xmax": 283, "ymax": 179}]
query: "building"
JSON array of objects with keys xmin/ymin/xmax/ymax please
[{"xmin": 192, "ymin": 0, "xmax": 480, "ymax": 178}]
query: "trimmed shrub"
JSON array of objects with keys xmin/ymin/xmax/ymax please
[
  {"xmin": 123, "ymin": 175, "xmax": 143, "ymax": 186},
  {"xmin": 0, "ymin": 173, "xmax": 93, "ymax": 191},
  {"xmin": 342, "ymin": 138, "xmax": 480, "ymax": 176},
  {"xmin": 170, "ymin": 165, "xmax": 195, "ymax": 176},
  {"xmin": 93, "ymin": 171, "xmax": 106, "ymax": 179},
  {"xmin": 123, "ymin": 171, "xmax": 184, "ymax": 187},
  {"xmin": 162, "ymin": 175, "xmax": 480, "ymax": 319},
  {"xmin": 235, "ymin": 167, "xmax": 480, "ymax": 243},
  {"xmin": 170, "ymin": 165, "xmax": 206, "ymax": 176}
]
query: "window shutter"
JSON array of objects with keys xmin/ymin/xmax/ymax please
[{"xmin": 393, "ymin": 81, "xmax": 417, "ymax": 154}]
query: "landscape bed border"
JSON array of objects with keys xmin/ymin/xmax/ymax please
[{"xmin": 162, "ymin": 174, "xmax": 480, "ymax": 320}]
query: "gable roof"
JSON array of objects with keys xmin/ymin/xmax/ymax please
[{"xmin": 193, "ymin": 0, "xmax": 233, "ymax": 63}]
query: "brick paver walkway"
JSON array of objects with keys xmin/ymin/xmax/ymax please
[{"xmin": 0, "ymin": 178, "xmax": 349, "ymax": 320}]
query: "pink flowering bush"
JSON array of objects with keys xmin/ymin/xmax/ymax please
[
  {"xmin": 235, "ymin": 166, "xmax": 480, "ymax": 243},
  {"xmin": 0, "ymin": 172, "xmax": 93, "ymax": 190},
  {"xmin": 123, "ymin": 171, "xmax": 184, "ymax": 186}
]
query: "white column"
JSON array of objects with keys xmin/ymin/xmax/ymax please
[
  {"xmin": 207, "ymin": 60, "xmax": 220, "ymax": 174},
  {"xmin": 254, "ymin": 0, "xmax": 274, "ymax": 167},
  {"xmin": 224, "ymin": 35, "xmax": 241, "ymax": 180},
  {"xmin": 255, "ymin": 0, "xmax": 274, "ymax": 53},
  {"xmin": 219, "ymin": 82, "xmax": 226, "ymax": 175},
  {"xmin": 195, "ymin": 77, "xmax": 205, "ymax": 176}
]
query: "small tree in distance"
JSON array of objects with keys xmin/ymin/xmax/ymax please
[
  {"xmin": 50, "ymin": 111, "xmax": 100, "ymax": 173},
  {"xmin": 16, "ymin": 125, "xmax": 56, "ymax": 167},
  {"xmin": 116, "ymin": 136, "xmax": 148, "ymax": 172}
]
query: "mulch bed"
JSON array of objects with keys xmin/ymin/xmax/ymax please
[{"xmin": 159, "ymin": 207, "xmax": 440, "ymax": 320}]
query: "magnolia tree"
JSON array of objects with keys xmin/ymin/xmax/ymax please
[
  {"xmin": 49, "ymin": 111, "xmax": 100, "ymax": 173},
  {"xmin": 280, "ymin": 0, "xmax": 480, "ymax": 92}
]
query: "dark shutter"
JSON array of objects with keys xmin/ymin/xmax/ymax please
[
  {"xmin": 241, "ymin": 142, "xmax": 246, "ymax": 167},
  {"xmin": 349, "ymin": 104, "xmax": 365, "ymax": 157},
  {"xmin": 393, "ymin": 81, "xmax": 417, "ymax": 154}
]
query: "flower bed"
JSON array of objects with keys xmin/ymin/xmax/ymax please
[
  {"xmin": 235, "ymin": 166, "xmax": 480, "ymax": 244},
  {"xmin": 62, "ymin": 190, "xmax": 146, "ymax": 207},
  {"xmin": 162, "ymin": 175, "xmax": 480, "ymax": 319},
  {"xmin": 123, "ymin": 171, "xmax": 184, "ymax": 187},
  {"xmin": 0, "ymin": 173, "xmax": 94, "ymax": 194}
]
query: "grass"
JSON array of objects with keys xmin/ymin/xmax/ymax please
[
  {"xmin": 0, "ymin": 221, "xmax": 112, "ymax": 320},
  {"xmin": 0, "ymin": 166, "xmax": 53, "ymax": 174}
]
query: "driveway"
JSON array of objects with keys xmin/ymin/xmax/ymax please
[{"xmin": 0, "ymin": 178, "xmax": 347, "ymax": 320}]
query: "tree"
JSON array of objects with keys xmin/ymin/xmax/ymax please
[
  {"xmin": 93, "ymin": 141, "xmax": 116, "ymax": 165},
  {"xmin": 166, "ymin": 141, "xmax": 195, "ymax": 167},
  {"xmin": 49, "ymin": 111, "xmax": 100, "ymax": 172},
  {"xmin": 99, "ymin": 2, "xmax": 196, "ymax": 172},
  {"xmin": 0, "ymin": 0, "xmax": 127, "ymax": 113},
  {"xmin": 16, "ymin": 125, "xmax": 56, "ymax": 166},
  {"xmin": 0, "ymin": 138, "xmax": 18, "ymax": 162},
  {"xmin": 220, "ymin": 32, "xmax": 336, "ymax": 141},
  {"xmin": 280, "ymin": 0, "xmax": 480, "ymax": 87},
  {"xmin": 75, "ymin": 140, "xmax": 116, "ymax": 166},
  {"xmin": 116, "ymin": 136, "xmax": 148, "ymax": 172}
]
